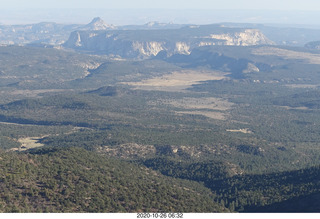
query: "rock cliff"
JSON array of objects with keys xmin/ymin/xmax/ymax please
[
  {"xmin": 0, "ymin": 17, "xmax": 115, "ymax": 46},
  {"xmin": 81, "ymin": 17, "xmax": 116, "ymax": 31},
  {"xmin": 208, "ymin": 29, "xmax": 272, "ymax": 46},
  {"xmin": 64, "ymin": 24, "xmax": 274, "ymax": 58}
]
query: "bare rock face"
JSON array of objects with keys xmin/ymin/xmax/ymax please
[
  {"xmin": 0, "ymin": 17, "xmax": 117, "ymax": 46},
  {"xmin": 64, "ymin": 23, "xmax": 274, "ymax": 59},
  {"xmin": 132, "ymin": 41, "xmax": 165, "ymax": 57},
  {"xmin": 209, "ymin": 29, "xmax": 273, "ymax": 46},
  {"xmin": 174, "ymin": 42, "xmax": 191, "ymax": 55},
  {"xmin": 82, "ymin": 17, "xmax": 116, "ymax": 31},
  {"xmin": 243, "ymin": 63, "xmax": 260, "ymax": 74}
]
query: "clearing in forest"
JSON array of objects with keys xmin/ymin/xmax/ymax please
[{"xmin": 124, "ymin": 69, "xmax": 227, "ymax": 91}]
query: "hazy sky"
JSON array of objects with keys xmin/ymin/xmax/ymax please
[
  {"xmin": 2, "ymin": 0, "xmax": 320, "ymax": 10},
  {"xmin": 1, "ymin": 0, "xmax": 320, "ymax": 25}
]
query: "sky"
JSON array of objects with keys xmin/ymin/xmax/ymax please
[
  {"xmin": 1, "ymin": 0, "xmax": 320, "ymax": 25},
  {"xmin": 2, "ymin": 0, "xmax": 320, "ymax": 10}
]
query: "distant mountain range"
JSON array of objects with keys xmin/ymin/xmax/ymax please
[
  {"xmin": 63, "ymin": 24, "xmax": 273, "ymax": 58},
  {"xmin": 0, "ymin": 17, "xmax": 186, "ymax": 47},
  {"xmin": 1, "ymin": 17, "xmax": 320, "ymax": 58},
  {"xmin": 0, "ymin": 17, "xmax": 115, "ymax": 46}
]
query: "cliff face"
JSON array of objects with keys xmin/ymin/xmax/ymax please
[
  {"xmin": 81, "ymin": 17, "xmax": 116, "ymax": 31},
  {"xmin": 0, "ymin": 17, "xmax": 115, "ymax": 46},
  {"xmin": 64, "ymin": 26, "xmax": 274, "ymax": 58},
  {"xmin": 132, "ymin": 41, "xmax": 166, "ymax": 57},
  {"xmin": 208, "ymin": 29, "xmax": 272, "ymax": 46}
]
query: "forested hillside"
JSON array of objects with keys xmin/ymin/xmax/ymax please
[
  {"xmin": 1, "ymin": 43, "xmax": 320, "ymax": 213},
  {"xmin": 0, "ymin": 147, "xmax": 227, "ymax": 213}
]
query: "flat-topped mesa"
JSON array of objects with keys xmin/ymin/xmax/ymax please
[
  {"xmin": 208, "ymin": 29, "xmax": 274, "ymax": 46},
  {"xmin": 64, "ymin": 24, "xmax": 274, "ymax": 58}
]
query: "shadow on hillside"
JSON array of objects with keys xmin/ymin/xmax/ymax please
[{"xmin": 245, "ymin": 192, "xmax": 320, "ymax": 213}]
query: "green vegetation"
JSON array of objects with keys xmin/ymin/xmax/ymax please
[
  {"xmin": 0, "ymin": 46, "xmax": 105, "ymax": 90},
  {"xmin": 140, "ymin": 156, "xmax": 320, "ymax": 212},
  {"xmin": 214, "ymin": 165, "xmax": 320, "ymax": 212},
  {"xmin": 0, "ymin": 147, "xmax": 226, "ymax": 213},
  {"xmin": 1, "ymin": 45, "xmax": 320, "ymax": 212}
]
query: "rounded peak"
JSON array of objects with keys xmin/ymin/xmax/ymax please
[
  {"xmin": 85, "ymin": 17, "xmax": 115, "ymax": 30},
  {"xmin": 90, "ymin": 17, "xmax": 104, "ymax": 23}
]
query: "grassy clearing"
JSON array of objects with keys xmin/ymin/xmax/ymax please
[
  {"xmin": 151, "ymin": 97, "xmax": 233, "ymax": 120},
  {"xmin": 124, "ymin": 69, "xmax": 227, "ymax": 91}
]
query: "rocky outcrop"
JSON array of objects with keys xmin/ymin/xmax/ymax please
[
  {"xmin": 243, "ymin": 63, "xmax": 260, "ymax": 74},
  {"xmin": 174, "ymin": 42, "xmax": 191, "ymax": 55},
  {"xmin": 81, "ymin": 17, "xmax": 115, "ymax": 31},
  {"xmin": 64, "ymin": 25, "xmax": 274, "ymax": 58},
  {"xmin": 132, "ymin": 41, "xmax": 165, "ymax": 57},
  {"xmin": 0, "ymin": 17, "xmax": 115, "ymax": 46},
  {"xmin": 208, "ymin": 29, "xmax": 273, "ymax": 46}
]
